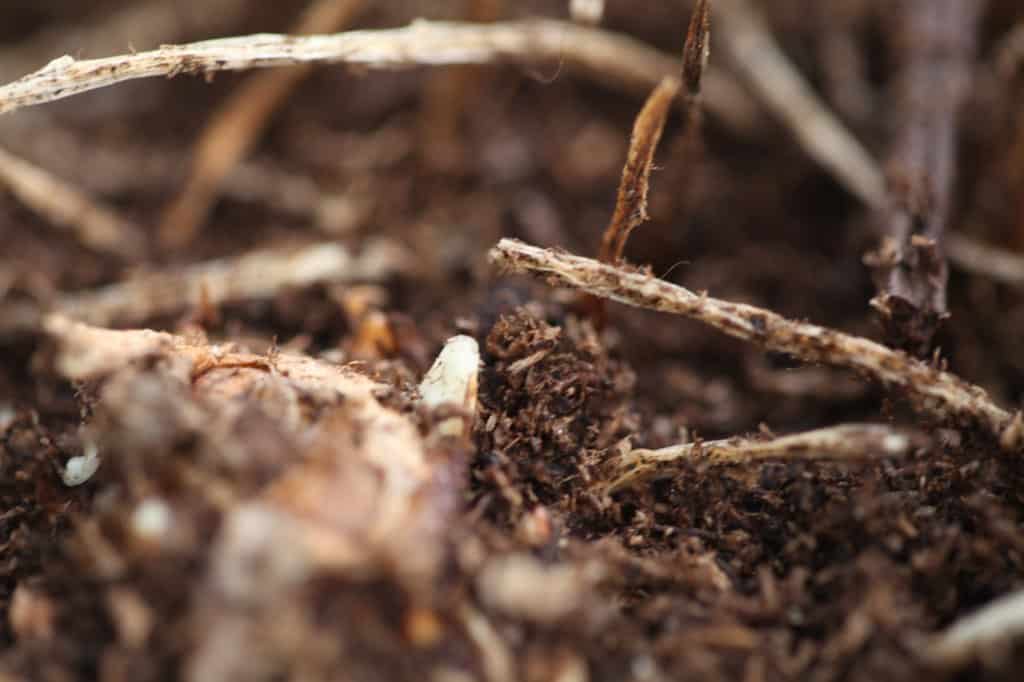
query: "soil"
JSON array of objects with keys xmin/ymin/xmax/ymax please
[{"xmin": 2, "ymin": 1, "xmax": 1024, "ymax": 681}]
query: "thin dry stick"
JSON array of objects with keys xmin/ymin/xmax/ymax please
[
  {"xmin": 0, "ymin": 146, "xmax": 145, "ymax": 259},
  {"xmin": 607, "ymin": 423, "xmax": 918, "ymax": 492},
  {"xmin": 0, "ymin": 0, "xmax": 249, "ymax": 83},
  {"xmin": 598, "ymin": 76, "xmax": 680, "ymax": 264},
  {"xmin": 946, "ymin": 232, "xmax": 1024, "ymax": 287},
  {"xmin": 714, "ymin": 0, "xmax": 886, "ymax": 207},
  {"xmin": 489, "ymin": 238, "xmax": 1018, "ymax": 444},
  {"xmin": 864, "ymin": 0, "xmax": 982, "ymax": 356},
  {"xmin": 0, "ymin": 120, "xmax": 373, "ymax": 231},
  {"xmin": 587, "ymin": 2, "xmax": 708, "ymax": 322},
  {"xmin": 682, "ymin": 0, "xmax": 712, "ymax": 99},
  {"xmin": 0, "ymin": 19, "xmax": 757, "ymax": 131},
  {"xmin": 925, "ymin": 588, "xmax": 1024, "ymax": 667},
  {"xmin": 1, "ymin": 239, "xmax": 412, "ymax": 333},
  {"xmin": 418, "ymin": 0, "xmax": 505, "ymax": 174},
  {"xmin": 158, "ymin": 0, "xmax": 367, "ymax": 249}
]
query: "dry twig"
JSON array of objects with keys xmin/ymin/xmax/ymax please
[
  {"xmin": 863, "ymin": 0, "xmax": 982, "ymax": 355},
  {"xmin": 0, "ymin": 146, "xmax": 145, "ymax": 259},
  {"xmin": 607, "ymin": 423, "xmax": 919, "ymax": 492},
  {"xmin": 489, "ymin": 239, "xmax": 1018, "ymax": 444},
  {"xmin": 714, "ymin": 0, "xmax": 886, "ymax": 207},
  {"xmin": 158, "ymin": 0, "xmax": 367, "ymax": 248},
  {"xmin": 587, "ymin": 2, "xmax": 707, "ymax": 322},
  {"xmin": 1, "ymin": 240, "xmax": 412, "ymax": 333},
  {"xmin": 682, "ymin": 0, "xmax": 712, "ymax": 99},
  {"xmin": 925, "ymin": 588, "xmax": 1024, "ymax": 667},
  {"xmin": 0, "ymin": 0, "xmax": 248, "ymax": 84},
  {"xmin": 0, "ymin": 19, "xmax": 756, "ymax": 131},
  {"xmin": 946, "ymin": 232, "xmax": 1024, "ymax": 287},
  {"xmin": 0, "ymin": 120, "xmax": 384, "ymax": 233}
]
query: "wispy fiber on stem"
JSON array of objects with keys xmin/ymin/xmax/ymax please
[
  {"xmin": 925, "ymin": 588, "xmax": 1024, "ymax": 667},
  {"xmin": 0, "ymin": 239, "xmax": 412, "ymax": 333}
]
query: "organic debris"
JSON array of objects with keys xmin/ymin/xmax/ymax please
[{"xmin": 3, "ymin": 2, "xmax": 1024, "ymax": 681}]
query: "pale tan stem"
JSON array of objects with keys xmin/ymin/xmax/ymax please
[
  {"xmin": 0, "ymin": 146, "xmax": 145, "ymax": 259},
  {"xmin": 489, "ymin": 238, "xmax": 1017, "ymax": 443},
  {"xmin": 607, "ymin": 423, "xmax": 917, "ymax": 492},
  {"xmin": 0, "ymin": 19, "xmax": 755, "ymax": 130},
  {"xmin": 715, "ymin": 0, "xmax": 886, "ymax": 207}
]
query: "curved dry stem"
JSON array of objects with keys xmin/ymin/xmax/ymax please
[
  {"xmin": 0, "ymin": 146, "xmax": 144, "ymax": 259},
  {"xmin": 925, "ymin": 588, "xmax": 1024, "ymax": 667},
  {"xmin": 490, "ymin": 238, "xmax": 1018, "ymax": 444},
  {"xmin": 0, "ymin": 19, "xmax": 753, "ymax": 129},
  {"xmin": 714, "ymin": 0, "xmax": 886, "ymax": 207},
  {"xmin": 1, "ymin": 239, "xmax": 412, "ymax": 334},
  {"xmin": 607, "ymin": 423, "xmax": 918, "ymax": 493},
  {"xmin": 598, "ymin": 76, "xmax": 680, "ymax": 265},
  {"xmin": 157, "ymin": 0, "xmax": 368, "ymax": 249}
]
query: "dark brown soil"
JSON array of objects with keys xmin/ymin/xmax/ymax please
[{"xmin": 3, "ymin": 1, "xmax": 1024, "ymax": 680}]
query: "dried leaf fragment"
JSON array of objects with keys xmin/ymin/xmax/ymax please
[
  {"xmin": 0, "ymin": 19, "xmax": 754, "ymax": 131},
  {"xmin": 6, "ymin": 240, "xmax": 411, "ymax": 332}
]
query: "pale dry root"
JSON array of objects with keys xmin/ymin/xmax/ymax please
[
  {"xmin": 1, "ymin": 239, "xmax": 413, "ymax": 333},
  {"xmin": 605, "ymin": 423, "xmax": 921, "ymax": 493},
  {"xmin": 0, "ymin": 145, "xmax": 145, "ymax": 259},
  {"xmin": 924, "ymin": 588, "xmax": 1024, "ymax": 668},
  {"xmin": 714, "ymin": 0, "xmax": 886, "ymax": 207},
  {"xmin": 489, "ymin": 239, "xmax": 1020, "ymax": 447},
  {"xmin": 45, "ymin": 315, "xmax": 479, "ymax": 587},
  {"xmin": 0, "ymin": 19, "xmax": 757, "ymax": 131},
  {"xmin": 0, "ymin": 0, "xmax": 249, "ymax": 83}
]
